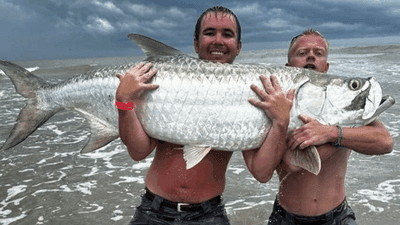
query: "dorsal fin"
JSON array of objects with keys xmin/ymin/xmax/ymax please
[{"xmin": 128, "ymin": 33, "xmax": 183, "ymax": 58}]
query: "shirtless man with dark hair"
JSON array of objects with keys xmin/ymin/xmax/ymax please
[{"xmin": 116, "ymin": 6, "xmax": 294, "ymax": 224}]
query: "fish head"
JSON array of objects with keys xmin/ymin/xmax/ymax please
[
  {"xmin": 324, "ymin": 76, "xmax": 394, "ymax": 126},
  {"xmin": 295, "ymin": 75, "xmax": 394, "ymax": 127}
]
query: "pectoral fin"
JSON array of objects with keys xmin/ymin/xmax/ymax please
[
  {"xmin": 288, "ymin": 146, "xmax": 321, "ymax": 175},
  {"xmin": 183, "ymin": 146, "xmax": 212, "ymax": 169}
]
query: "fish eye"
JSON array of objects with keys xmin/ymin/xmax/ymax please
[{"xmin": 348, "ymin": 79, "xmax": 362, "ymax": 90}]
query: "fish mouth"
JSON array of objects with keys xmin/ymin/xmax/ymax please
[
  {"xmin": 377, "ymin": 95, "xmax": 395, "ymax": 115},
  {"xmin": 353, "ymin": 77, "xmax": 394, "ymax": 121},
  {"xmin": 303, "ymin": 64, "xmax": 316, "ymax": 70},
  {"xmin": 363, "ymin": 95, "xmax": 395, "ymax": 122}
]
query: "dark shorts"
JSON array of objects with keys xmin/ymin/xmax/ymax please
[
  {"xmin": 128, "ymin": 188, "xmax": 230, "ymax": 225},
  {"xmin": 268, "ymin": 197, "xmax": 357, "ymax": 225}
]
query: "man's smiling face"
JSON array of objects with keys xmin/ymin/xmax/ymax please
[{"xmin": 194, "ymin": 12, "xmax": 241, "ymax": 64}]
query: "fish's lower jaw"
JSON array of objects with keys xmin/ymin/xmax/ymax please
[{"xmin": 363, "ymin": 95, "xmax": 395, "ymax": 123}]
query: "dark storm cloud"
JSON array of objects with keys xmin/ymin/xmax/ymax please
[
  {"xmin": 0, "ymin": 0, "xmax": 198, "ymax": 60},
  {"xmin": 0, "ymin": 0, "xmax": 399, "ymax": 61},
  {"xmin": 232, "ymin": 0, "xmax": 400, "ymax": 43}
]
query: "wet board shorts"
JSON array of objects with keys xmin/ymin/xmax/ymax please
[
  {"xmin": 268, "ymin": 197, "xmax": 357, "ymax": 225},
  {"xmin": 128, "ymin": 188, "xmax": 230, "ymax": 225}
]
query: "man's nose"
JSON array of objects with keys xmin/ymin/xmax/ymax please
[
  {"xmin": 212, "ymin": 33, "xmax": 224, "ymax": 44},
  {"xmin": 306, "ymin": 52, "xmax": 316, "ymax": 61}
]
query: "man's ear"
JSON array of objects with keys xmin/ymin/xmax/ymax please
[
  {"xmin": 194, "ymin": 39, "xmax": 199, "ymax": 53},
  {"xmin": 323, "ymin": 62, "xmax": 330, "ymax": 73},
  {"xmin": 236, "ymin": 41, "xmax": 242, "ymax": 55}
]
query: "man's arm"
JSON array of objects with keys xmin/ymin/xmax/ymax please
[
  {"xmin": 282, "ymin": 115, "xmax": 393, "ymax": 173},
  {"xmin": 287, "ymin": 115, "xmax": 393, "ymax": 155},
  {"xmin": 242, "ymin": 75, "xmax": 295, "ymax": 183},
  {"xmin": 339, "ymin": 120, "xmax": 393, "ymax": 154},
  {"xmin": 116, "ymin": 63, "xmax": 159, "ymax": 161}
]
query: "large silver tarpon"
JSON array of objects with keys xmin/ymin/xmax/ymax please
[{"xmin": 0, "ymin": 34, "xmax": 395, "ymax": 175}]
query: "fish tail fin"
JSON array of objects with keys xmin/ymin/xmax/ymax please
[
  {"xmin": 127, "ymin": 34, "xmax": 183, "ymax": 58},
  {"xmin": 183, "ymin": 146, "xmax": 212, "ymax": 169},
  {"xmin": 0, "ymin": 61, "xmax": 49, "ymax": 98},
  {"xmin": 289, "ymin": 146, "xmax": 321, "ymax": 175},
  {"xmin": 0, "ymin": 60, "xmax": 60, "ymax": 150}
]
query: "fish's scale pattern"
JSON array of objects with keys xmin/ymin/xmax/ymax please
[
  {"xmin": 41, "ymin": 55, "xmax": 312, "ymax": 151},
  {"xmin": 43, "ymin": 75, "xmax": 121, "ymax": 129},
  {"xmin": 32, "ymin": 53, "xmax": 387, "ymax": 153},
  {"xmin": 136, "ymin": 55, "xmax": 281, "ymax": 150},
  {"xmin": 49, "ymin": 55, "xmax": 308, "ymax": 151},
  {"xmin": 36, "ymin": 54, "xmax": 308, "ymax": 151}
]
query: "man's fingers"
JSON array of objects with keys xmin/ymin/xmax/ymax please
[
  {"xmin": 287, "ymin": 138, "xmax": 298, "ymax": 151},
  {"xmin": 129, "ymin": 62, "xmax": 145, "ymax": 72},
  {"xmin": 143, "ymin": 83, "xmax": 159, "ymax": 91},
  {"xmin": 299, "ymin": 114, "xmax": 314, "ymax": 124},
  {"xmin": 135, "ymin": 62, "xmax": 145, "ymax": 69},
  {"xmin": 248, "ymin": 98, "xmax": 260, "ymax": 107},
  {"xmin": 287, "ymin": 89, "xmax": 295, "ymax": 101},
  {"xmin": 141, "ymin": 69, "xmax": 157, "ymax": 84},
  {"xmin": 298, "ymin": 140, "xmax": 311, "ymax": 150},
  {"xmin": 287, "ymin": 134, "xmax": 299, "ymax": 150},
  {"xmin": 248, "ymin": 98, "xmax": 269, "ymax": 109},
  {"xmin": 147, "ymin": 68, "xmax": 157, "ymax": 78},
  {"xmin": 250, "ymin": 84, "xmax": 268, "ymax": 100},
  {"xmin": 125, "ymin": 62, "xmax": 151, "ymax": 76},
  {"xmin": 270, "ymin": 74, "xmax": 283, "ymax": 92},
  {"xmin": 139, "ymin": 63, "xmax": 153, "ymax": 73},
  {"xmin": 116, "ymin": 74, "xmax": 123, "ymax": 80},
  {"xmin": 260, "ymin": 75, "xmax": 273, "ymax": 94}
]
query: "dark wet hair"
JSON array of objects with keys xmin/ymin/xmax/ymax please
[{"xmin": 193, "ymin": 6, "xmax": 241, "ymax": 43}]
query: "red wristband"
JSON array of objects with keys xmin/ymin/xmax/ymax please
[{"xmin": 115, "ymin": 101, "xmax": 134, "ymax": 110}]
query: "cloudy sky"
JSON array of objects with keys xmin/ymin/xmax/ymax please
[{"xmin": 1, "ymin": 0, "xmax": 399, "ymax": 61}]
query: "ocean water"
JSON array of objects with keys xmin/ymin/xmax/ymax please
[{"xmin": 1, "ymin": 45, "xmax": 400, "ymax": 225}]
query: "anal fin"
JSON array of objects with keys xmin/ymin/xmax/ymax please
[{"xmin": 75, "ymin": 109, "xmax": 119, "ymax": 153}]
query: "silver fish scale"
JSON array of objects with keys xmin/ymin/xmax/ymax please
[
  {"xmin": 41, "ymin": 75, "xmax": 120, "ymax": 129},
  {"xmin": 44, "ymin": 63, "xmax": 141, "ymax": 122},
  {"xmin": 37, "ymin": 54, "xmax": 309, "ymax": 151},
  {"xmin": 135, "ymin": 55, "xmax": 309, "ymax": 151}
]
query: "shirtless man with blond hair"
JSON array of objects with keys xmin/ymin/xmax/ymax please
[
  {"xmin": 116, "ymin": 6, "xmax": 294, "ymax": 224},
  {"xmin": 267, "ymin": 28, "xmax": 394, "ymax": 225}
]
